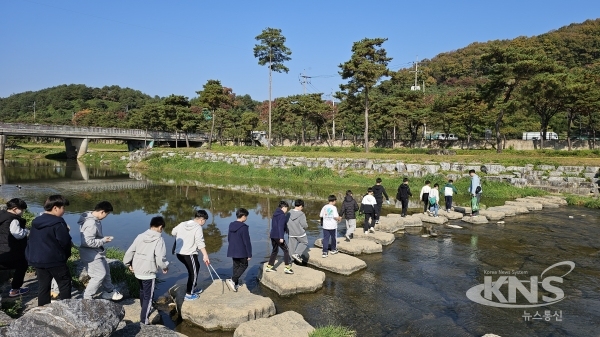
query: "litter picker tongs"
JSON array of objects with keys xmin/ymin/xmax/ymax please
[{"xmin": 206, "ymin": 262, "xmax": 228, "ymax": 293}]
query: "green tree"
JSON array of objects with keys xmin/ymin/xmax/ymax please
[
  {"xmin": 338, "ymin": 38, "xmax": 392, "ymax": 152},
  {"xmin": 253, "ymin": 27, "xmax": 292, "ymax": 149},
  {"xmin": 197, "ymin": 80, "xmax": 231, "ymax": 150}
]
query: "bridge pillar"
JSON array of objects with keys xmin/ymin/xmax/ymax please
[
  {"xmin": 65, "ymin": 138, "xmax": 89, "ymax": 159},
  {"xmin": 65, "ymin": 160, "xmax": 89, "ymax": 181},
  {"xmin": 127, "ymin": 140, "xmax": 147, "ymax": 152},
  {"xmin": 0, "ymin": 134, "xmax": 5, "ymax": 161},
  {"xmin": 0, "ymin": 161, "xmax": 6, "ymax": 185}
]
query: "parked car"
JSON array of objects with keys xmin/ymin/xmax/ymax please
[{"xmin": 522, "ymin": 132, "xmax": 558, "ymax": 140}]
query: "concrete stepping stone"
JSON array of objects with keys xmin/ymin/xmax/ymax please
[
  {"xmin": 493, "ymin": 204, "xmax": 529, "ymax": 214},
  {"xmin": 305, "ymin": 248, "xmax": 367, "ymax": 275},
  {"xmin": 373, "ymin": 215, "xmax": 405, "ymax": 232},
  {"xmin": 415, "ymin": 213, "xmax": 448, "ymax": 224},
  {"xmin": 479, "ymin": 210, "xmax": 505, "ymax": 221},
  {"xmin": 438, "ymin": 209, "xmax": 464, "ymax": 220},
  {"xmin": 258, "ymin": 262, "xmax": 325, "ymax": 296},
  {"xmin": 461, "ymin": 215, "xmax": 489, "ymax": 224},
  {"xmin": 518, "ymin": 197, "xmax": 560, "ymax": 208},
  {"xmin": 169, "ymin": 281, "xmax": 275, "ymax": 331},
  {"xmin": 505, "ymin": 200, "xmax": 543, "ymax": 211},
  {"xmin": 353, "ymin": 228, "xmax": 395, "ymax": 245},
  {"xmin": 539, "ymin": 195, "xmax": 568, "ymax": 205},
  {"xmin": 486, "ymin": 206, "xmax": 517, "ymax": 216},
  {"xmin": 314, "ymin": 237, "xmax": 382, "ymax": 255},
  {"xmin": 402, "ymin": 214, "xmax": 424, "ymax": 227},
  {"xmin": 233, "ymin": 311, "xmax": 314, "ymax": 337}
]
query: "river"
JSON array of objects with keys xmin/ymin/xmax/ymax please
[{"xmin": 1, "ymin": 159, "xmax": 599, "ymax": 337}]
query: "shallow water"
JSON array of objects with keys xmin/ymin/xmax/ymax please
[{"xmin": 1, "ymin": 160, "xmax": 599, "ymax": 337}]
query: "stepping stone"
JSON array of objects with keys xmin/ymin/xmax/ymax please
[
  {"xmin": 353, "ymin": 228, "xmax": 395, "ymax": 245},
  {"xmin": 120, "ymin": 298, "xmax": 161, "ymax": 325},
  {"xmin": 314, "ymin": 238, "xmax": 382, "ymax": 255},
  {"xmin": 233, "ymin": 311, "xmax": 314, "ymax": 337},
  {"xmin": 414, "ymin": 213, "xmax": 448, "ymax": 224},
  {"xmin": 461, "ymin": 215, "xmax": 489, "ymax": 224},
  {"xmin": 518, "ymin": 197, "xmax": 560, "ymax": 208},
  {"xmin": 479, "ymin": 210, "xmax": 505, "ymax": 221},
  {"xmin": 494, "ymin": 205, "xmax": 529, "ymax": 214},
  {"xmin": 453, "ymin": 206, "xmax": 472, "ymax": 214},
  {"xmin": 374, "ymin": 216, "xmax": 405, "ymax": 232},
  {"xmin": 305, "ymin": 248, "xmax": 366, "ymax": 275},
  {"xmin": 258, "ymin": 262, "xmax": 325, "ymax": 296},
  {"xmin": 438, "ymin": 209, "xmax": 464, "ymax": 220},
  {"xmin": 169, "ymin": 281, "xmax": 276, "ymax": 331},
  {"xmin": 402, "ymin": 214, "xmax": 423, "ymax": 227},
  {"xmin": 112, "ymin": 323, "xmax": 185, "ymax": 337},
  {"xmin": 539, "ymin": 195, "xmax": 567, "ymax": 205},
  {"xmin": 486, "ymin": 206, "xmax": 517, "ymax": 216},
  {"xmin": 505, "ymin": 200, "xmax": 543, "ymax": 211}
]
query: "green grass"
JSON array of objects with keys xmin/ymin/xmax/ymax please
[
  {"xmin": 565, "ymin": 195, "xmax": 600, "ymax": 208},
  {"xmin": 0, "ymin": 298, "xmax": 23, "ymax": 319},
  {"xmin": 309, "ymin": 326, "xmax": 356, "ymax": 337}
]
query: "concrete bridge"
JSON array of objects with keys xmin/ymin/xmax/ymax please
[{"xmin": 0, "ymin": 123, "xmax": 208, "ymax": 160}]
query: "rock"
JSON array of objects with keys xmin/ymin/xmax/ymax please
[
  {"xmin": 401, "ymin": 215, "xmax": 423, "ymax": 227},
  {"xmin": 478, "ymin": 210, "xmax": 505, "ymax": 221},
  {"xmin": 486, "ymin": 206, "xmax": 517, "ymax": 217},
  {"xmin": 120, "ymin": 298, "xmax": 161, "ymax": 325},
  {"xmin": 352, "ymin": 228, "xmax": 395, "ymax": 245},
  {"xmin": 516, "ymin": 197, "xmax": 559, "ymax": 208},
  {"xmin": 453, "ymin": 206, "xmax": 472, "ymax": 214},
  {"xmin": 461, "ymin": 216, "xmax": 489, "ymax": 224},
  {"xmin": 438, "ymin": 209, "xmax": 463, "ymax": 220},
  {"xmin": 233, "ymin": 311, "xmax": 314, "ymax": 337},
  {"xmin": 4, "ymin": 299, "xmax": 124, "ymax": 337},
  {"xmin": 305, "ymin": 248, "xmax": 367, "ymax": 275},
  {"xmin": 314, "ymin": 238, "xmax": 382, "ymax": 255},
  {"xmin": 504, "ymin": 201, "xmax": 543, "ymax": 211},
  {"xmin": 414, "ymin": 213, "xmax": 448, "ymax": 224},
  {"xmin": 171, "ymin": 281, "xmax": 275, "ymax": 331},
  {"xmin": 494, "ymin": 205, "xmax": 529, "ymax": 215},
  {"xmin": 374, "ymin": 216, "xmax": 405, "ymax": 232},
  {"xmin": 0, "ymin": 310, "xmax": 14, "ymax": 327},
  {"xmin": 258, "ymin": 263, "xmax": 325, "ymax": 296},
  {"xmin": 482, "ymin": 334, "xmax": 502, "ymax": 337},
  {"xmin": 111, "ymin": 323, "xmax": 185, "ymax": 337}
]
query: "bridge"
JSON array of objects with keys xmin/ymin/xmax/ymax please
[{"xmin": 0, "ymin": 123, "xmax": 208, "ymax": 160}]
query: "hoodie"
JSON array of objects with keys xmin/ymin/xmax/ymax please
[
  {"xmin": 171, "ymin": 220, "xmax": 205, "ymax": 255},
  {"xmin": 372, "ymin": 185, "xmax": 389, "ymax": 203},
  {"xmin": 469, "ymin": 174, "xmax": 482, "ymax": 194},
  {"xmin": 270, "ymin": 208, "xmax": 288, "ymax": 239},
  {"xmin": 25, "ymin": 213, "xmax": 72, "ymax": 268},
  {"xmin": 286, "ymin": 209, "xmax": 308, "ymax": 237},
  {"xmin": 123, "ymin": 229, "xmax": 169, "ymax": 280},
  {"xmin": 396, "ymin": 183, "xmax": 412, "ymax": 200},
  {"xmin": 78, "ymin": 211, "xmax": 106, "ymax": 262},
  {"xmin": 360, "ymin": 194, "xmax": 377, "ymax": 214},
  {"xmin": 227, "ymin": 221, "xmax": 252, "ymax": 259},
  {"xmin": 419, "ymin": 185, "xmax": 431, "ymax": 201},
  {"xmin": 341, "ymin": 195, "xmax": 359, "ymax": 219},
  {"xmin": 444, "ymin": 182, "xmax": 459, "ymax": 196}
]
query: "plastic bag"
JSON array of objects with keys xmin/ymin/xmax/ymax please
[{"xmin": 471, "ymin": 196, "xmax": 479, "ymax": 212}]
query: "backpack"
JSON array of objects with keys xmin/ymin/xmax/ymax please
[{"xmin": 429, "ymin": 196, "xmax": 437, "ymax": 205}]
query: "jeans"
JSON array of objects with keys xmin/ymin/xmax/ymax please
[{"xmin": 430, "ymin": 203, "xmax": 439, "ymax": 217}]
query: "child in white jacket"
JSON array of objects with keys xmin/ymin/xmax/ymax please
[
  {"xmin": 123, "ymin": 216, "xmax": 169, "ymax": 325},
  {"xmin": 360, "ymin": 188, "xmax": 378, "ymax": 233},
  {"xmin": 429, "ymin": 184, "xmax": 440, "ymax": 217}
]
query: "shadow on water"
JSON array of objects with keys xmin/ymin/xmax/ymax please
[{"xmin": 1, "ymin": 161, "xmax": 599, "ymax": 336}]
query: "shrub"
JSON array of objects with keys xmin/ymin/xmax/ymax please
[{"xmin": 309, "ymin": 326, "xmax": 356, "ymax": 337}]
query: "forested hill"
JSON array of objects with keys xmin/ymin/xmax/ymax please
[{"xmin": 0, "ymin": 84, "xmax": 156, "ymax": 125}]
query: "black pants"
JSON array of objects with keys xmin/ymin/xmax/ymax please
[
  {"xmin": 268, "ymin": 238, "xmax": 290, "ymax": 266},
  {"xmin": 138, "ymin": 278, "xmax": 155, "ymax": 324},
  {"xmin": 422, "ymin": 193, "xmax": 430, "ymax": 212},
  {"xmin": 36, "ymin": 264, "xmax": 71, "ymax": 306},
  {"xmin": 400, "ymin": 198, "xmax": 409, "ymax": 216},
  {"xmin": 374, "ymin": 202, "xmax": 383, "ymax": 221},
  {"xmin": 445, "ymin": 196, "xmax": 453, "ymax": 211},
  {"xmin": 232, "ymin": 258, "xmax": 248, "ymax": 286},
  {"xmin": 176, "ymin": 254, "xmax": 200, "ymax": 295},
  {"xmin": 0, "ymin": 258, "xmax": 28, "ymax": 290},
  {"xmin": 363, "ymin": 213, "xmax": 375, "ymax": 232}
]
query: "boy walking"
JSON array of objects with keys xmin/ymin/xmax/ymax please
[
  {"xmin": 360, "ymin": 188, "xmax": 377, "ymax": 234},
  {"xmin": 226, "ymin": 208, "xmax": 252, "ymax": 292},
  {"xmin": 78, "ymin": 201, "xmax": 123, "ymax": 301},
  {"xmin": 25, "ymin": 195, "xmax": 72, "ymax": 306},
  {"xmin": 266, "ymin": 201, "xmax": 293, "ymax": 274},
  {"xmin": 429, "ymin": 184, "xmax": 440, "ymax": 217},
  {"xmin": 319, "ymin": 195, "xmax": 341, "ymax": 258},
  {"xmin": 469, "ymin": 169, "xmax": 483, "ymax": 216},
  {"xmin": 123, "ymin": 216, "xmax": 169, "ymax": 325},
  {"xmin": 287, "ymin": 199, "xmax": 308, "ymax": 263},
  {"xmin": 443, "ymin": 179, "xmax": 458, "ymax": 212},
  {"xmin": 372, "ymin": 178, "xmax": 390, "ymax": 224},
  {"xmin": 0, "ymin": 198, "xmax": 30, "ymax": 297},
  {"xmin": 396, "ymin": 178, "xmax": 412, "ymax": 217},
  {"xmin": 172, "ymin": 210, "xmax": 210, "ymax": 301},
  {"xmin": 341, "ymin": 190, "xmax": 359, "ymax": 241},
  {"xmin": 419, "ymin": 180, "xmax": 432, "ymax": 214}
]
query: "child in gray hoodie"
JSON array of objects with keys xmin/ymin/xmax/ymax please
[
  {"xmin": 286, "ymin": 199, "xmax": 308, "ymax": 263},
  {"xmin": 123, "ymin": 216, "xmax": 169, "ymax": 325},
  {"xmin": 78, "ymin": 201, "xmax": 123, "ymax": 301}
]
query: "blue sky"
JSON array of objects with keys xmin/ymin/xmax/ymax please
[{"xmin": 1, "ymin": 0, "xmax": 599, "ymax": 102}]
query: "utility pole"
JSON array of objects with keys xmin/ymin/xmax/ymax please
[
  {"xmin": 299, "ymin": 70, "xmax": 311, "ymax": 95},
  {"xmin": 32, "ymin": 101, "xmax": 36, "ymax": 122},
  {"xmin": 409, "ymin": 56, "xmax": 422, "ymax": 91},
  {"xmin": 329, "ymin": 90, "xmax": 336, "ymax": 140}
]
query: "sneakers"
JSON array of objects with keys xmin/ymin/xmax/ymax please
[
  {"xmin": 265, "ymin": 264, "xmax": 276, "ymax": 272},
  {"xmin": 350, "ymin": 233, "xmax": 354, "ymax": 239},
  {"xmin": 9, "ymin": 287, "xmax": 29, "ymax": 297},
  {"xmin": 226, "ymin": 279, "xmax": 237, "ymax": 292},
  {"xmin": 192, "ymin": 288, "xmax": 203, "ymax": 295},
  {"xmin": 291, "ymin": 254, "xmax": 302, "ymax": 263},
  {"xmin": 184, "ymin": 293, "xmax": 199, "ymax": 301},
  {"xmin": 284, "ymin": 266, "xmax": 294, "ymax": 274},
  {"xmin": 322, "ymin": 252, "xmax": 328, "ymax": 258},
  {"xmin": 344, "ymin": 234, "xmax": 350, "ymax": 242},
  {"xmin": 330, "ymin": 249, "xmax": 339, "ymax": 255},
  {"xmin": 375, "ymin": 220, "xmax": 380, "ymax": 224},
  {"xmin": 101, "ymin": 290, "xmax": 123, "ymax": 301},
  {"xmin": 369, "ymin": 227, "xmax": 375, "ymax": 233}
]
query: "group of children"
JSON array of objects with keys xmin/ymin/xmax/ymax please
[{"xmin": 417, "ymin": 179, "xmax": 459, "ymax": 217}]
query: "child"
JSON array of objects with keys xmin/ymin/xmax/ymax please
[
  {"xmin": 78, "ymin": 201, "xmax": 123, "ymax": 301},
  {"xmin": 360, "ymin": 188, "xmax": 377, "ymax": 234},
  {"xmin": 319, "ymin": 195, "xmax": 342, "ymax": 258},
  {"xmin": 266, "ymin": 201, "xmax": 293, "ymax": 274},
  {"xmin": 25, "ymin": 195, "xmax": 73, "ymax": 306},
  {"xmin": 443, "ymin": 179, "xmax": 458, "ymax": 212},
  {"xmin": 372, "ymin": 178, "xmax": 390, "ymax": 224},
  {"xmin": 419, "ymin": 180, "xmax": 432, "ymax": 214},
  {"xmin": 226, "ymin": 208, "xmax": 252, "ymax": 292},
  {"xmin": 396, "ymin": 178, "xmax": 412, "ymax": 217},
  {"xmin": 429, "ymin": 184, "xmax": 440, "ymax": 217},
  {"xmin": 0, "ymin": 198, "xmax": 30, "ymax": 297},
  {"xmin": 123, "ymin": 216, "xmax": 169, "ymax": 325},
  {"xmin": 172, "ymin": 210, "xmax": 210, "ymax": 301},
  {"xmin": 341, "ymin": 190, "xmax": 359, "ymax": 241},
  {"xmin": 287, "ymin": 199, "xmax": 308, "ymax": 263}
]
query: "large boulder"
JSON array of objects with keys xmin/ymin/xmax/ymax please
[
  {"xmin": 479, "ymin": 210, "xmax": 505, "ymax": 221},
  {"xmin": 305, "ymin": 248, "xmax": 367, "ymax": 275},
  {"xmin": 170, "ymin": 281, "xmax": 275, "ymax": 331},
  {"xmin": 374, "ymin": 216, "xmax": 405, "ymax": 232},
  {"xmin": 0, "ymin": 310, "xmax": 14, "ymax": 327},
  {"xmin": 352, "ymin": 228, "xmax": 395, "ymax": 245},
  {"xmin": 233, "ymin": 311, "xmax": 314, "ymax": 337},
  {"xmin": 111, "ymin": 323, "xmax": 186, "ymax": 337},
  {"xmin": 414, "ymin": 213, "xmax": 448, "ymax": 224},
  {"xmin": 4, "ymin": 299, "xmax": 124, "ymax": 337},
  {"xmin": 314, "ymin": 238, "xmax": 382, "ymax": 255},
  {"xmin": 258, "ymin": 262, "xmax": 325, "ymax": 296}
]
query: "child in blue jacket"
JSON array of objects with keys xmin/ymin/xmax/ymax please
[
  {"xmin": 226, "ymin": 208, "xmax": 252, "ymax": 292},
  {"xmin": 265, "ymin": 201, "xmax": 292, "ymax": 274}
]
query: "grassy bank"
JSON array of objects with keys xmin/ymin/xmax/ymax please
[{"xmin": 310, "ymin": 326, "xmax": 356, "ymax": 337}]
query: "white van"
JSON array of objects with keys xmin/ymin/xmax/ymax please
[{"xmin": 522, "ymin": 132, "xmax": 558, "ymax": 140}]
